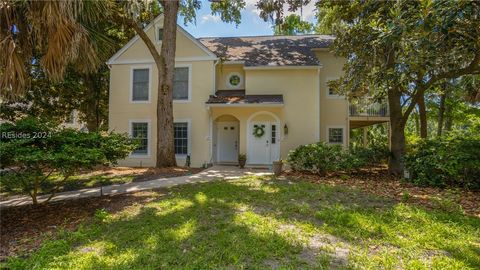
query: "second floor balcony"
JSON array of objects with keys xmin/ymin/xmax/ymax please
[{"xmin": 349, "ymin": 100, "xmax": 389, "ymax": 117}]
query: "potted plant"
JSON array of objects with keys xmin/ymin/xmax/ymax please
[
  {"xmin": 272, "ymin": 159, "xmax": 283, "ymax": 176},
  {"xmin": 238, "ymin": 154, "xmax": 247, "ymax": 168}
]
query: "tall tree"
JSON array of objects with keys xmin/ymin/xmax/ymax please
[
  {"xmin": 317, "ymin": 0, "xmax": 480, "ymax": 175},
  {"xmin": 273, "ymin": 14, "xmax": 313, "ymax": 35},
  {"xmin": 113, "ymin": 0, "xmax": 245, "ymax": 167}
]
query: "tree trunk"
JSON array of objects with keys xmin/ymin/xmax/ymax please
[
  {"xmin": 115, "ymin": 8, "xmax": 178, "ymax": 168},
  {"xmin": 437, "ymin": 83, "xmax": 448, "ymax": 137},
  {"xmin": 418, "ymin": 94, "xmax": 427, "ymax": 138},
  {"xmin": 445, "ymin": 102, "xmax": 453, "ymax": 132},
  {"xmin": 156, "ymin": 1, "xmax": 179, "ymax": 167},
  {"xmin": 387, "ymin": 87, "xmax": 406, "ymax": 176},
  {"xmin": 414, "ymin": 110, "xmax": 420, "ymax": 136}
]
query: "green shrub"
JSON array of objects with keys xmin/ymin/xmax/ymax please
[
  {"xmin": 287, "ymin": 142, "xmax": 346, "ymax": 175},
  {"xmin": 0, "ymin": 117, "xmax": 137, "ymax": 203},
  {"xmin": 287, "ymin": 142, "xmax": 388, "ymax": 175},
  {"xmin": 404, "ymin": 133, "xmax": 480, "ymax": 190}
]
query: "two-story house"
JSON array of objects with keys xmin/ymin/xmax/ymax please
[{"xmin": 107, "ymin": 16, "xmax": 389, "ymax": 167}]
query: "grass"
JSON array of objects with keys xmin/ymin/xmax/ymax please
[{"xmin": 6, "ymin": 176, "xmax": 480, "ymax": 269}]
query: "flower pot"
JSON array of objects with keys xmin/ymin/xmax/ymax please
[
  {"xmin": 238, "ymin": 159, "xmax": 246, "ymax": 169},
  {"xmin": 272, "ymin": 161, "xmax": 283, "ymax": 176}
]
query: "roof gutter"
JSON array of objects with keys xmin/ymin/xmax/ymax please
[
  {"xmin": 243, "ymin": 65, "xmax": 322, "ymax": 70},
  {"xmin": 206, "ymin": 103, "xmax": 284, "ymax": 108}
]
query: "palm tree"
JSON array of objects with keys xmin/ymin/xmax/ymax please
[{"xmin": 0, "ymin": 0, "xmax": 112, "ymax": 99}]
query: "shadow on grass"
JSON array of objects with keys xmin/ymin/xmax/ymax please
[{"xmin": 7, "ymin": 176, "xmax": 480, "ymax": 269}]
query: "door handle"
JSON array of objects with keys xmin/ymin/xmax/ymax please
[{"xmin": 235, "ymin": 141, "xmax": 238, "ymax": 150}]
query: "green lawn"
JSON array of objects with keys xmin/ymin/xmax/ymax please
[{"xmin": 7, "ymin": 176, "xmax": 480, "ymax": 269}]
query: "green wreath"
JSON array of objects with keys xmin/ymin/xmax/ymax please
[{"xmin": 253, "ymin": 125, "xmax": 265, "ymax": 138}]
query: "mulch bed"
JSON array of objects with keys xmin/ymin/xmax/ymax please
[
  {"xmin": 0, "ymin": 190, "xmax": 165, "ymax": 261},
  {"xmin": 282, "ymin": 167, "xmax": 480, "ymax": 218}
]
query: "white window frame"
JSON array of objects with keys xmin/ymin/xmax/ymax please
[
  {"xmin": 173, "ymin": 118, "xmax": 192, "ymax": 158},
  {"xmin": 155, "ymin": 25, "xmax": 163, "ymax": 44},
  {"xmin": 226, "ymin": 72, "xmax": 243, "ymax": 89},
  {"xmin": 173, "ymin": 64, "xmax": 192, "ymax": 103},
  {"xmin": 326, "ymin": 125, "xmax": 345, "ymax": 145},
  {"xmin": 129, "ymin": 119, "xmax": 151, "ymax": 157},
  {"xmin": 326, "ymin": 77, "xmax": 344, "ymax": 99},
  {"xmin": 130, "ymin": 65, "xmax": 152, "ymax": 103}
]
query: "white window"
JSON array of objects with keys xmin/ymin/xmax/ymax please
[
  {"xmin": 271, "ymin": 124, "xmax": 277, "ymax": 144},
  {"xmin": 157, "ymin": 28, "xmax": 163, "ymax": 41},
  {"xmin": 131, "ymin": 68, "xmax": 150, "ymax": 102},
  {"xmin": 131, "ymin": 122, "xmax": 149, "ymax": 155},
  {"xmin": 174, "ymin": 122, "xmax": 189, "ymax": 155},
  {"xmin": 326, "ymin": 77, "xmax": 343, "ymax": 99},
  {"xmin": 173, "ymin": 66, "xmax": 190, "ymax": 101},
  {"xmin": 328, "ymin": 127, "xmax": 344, "ymax": 144}
]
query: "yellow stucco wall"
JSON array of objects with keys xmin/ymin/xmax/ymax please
[
  {"xmin": 245, "ymin": 68, "xmax": 319, "ymax": 158},
  {"xmin": 109, "ymin": 22, "xmax": 214, "ymax": 167},
  {"xmin": 215, "ymin": 64, "xmax": 245, "ymax": 90},
  {"xmin": 315, "ymin": 51, "xmax": 349, "ymax": 146},
  {"xmin": 116, "ymin": 20, "xmax": 211, "ymax": 61}
]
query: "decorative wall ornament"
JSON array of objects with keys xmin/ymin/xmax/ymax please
[{"xmin": 253, "ymin": 124, "xmax": 265, "ymax": 138}]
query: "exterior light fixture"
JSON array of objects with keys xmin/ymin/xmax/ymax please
[{"xmin": 284, "ymin": 124, "xmax": 288, "ymax": 135}]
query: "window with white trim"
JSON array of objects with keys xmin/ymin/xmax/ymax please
[
  {"xmin": 132, "ymin": 68, "xmax": 149, "ymax": 101},
  {"xmin": 131, "ymin": 122, "xmax": 149, "ymax": 155},
  {"xmin": 326, "ymin": 78, "xmax": 342, "ymax": 98},
  {"xmin": 328, "ymin": 128, "xmax": 344, "ymax": 144},
  {"xmin": 173, "ymin": 67, "xmax": 189, "ymax": 100},
  {"xmin": 174, "ymin": 122, "xmax": 188, "ymax": 155},
  {"xmin": 157, "ymin": 28, "xmax": 163, "ymax": 41}
]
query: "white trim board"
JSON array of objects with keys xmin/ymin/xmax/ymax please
[
  {"xmin": 206, "ymin": 103, "xmax": 284, "ymax": 108},
  {"xmin": 107, "ymin": 15, "xmax": 216, "ymax": 65},
  {"xmin": 111, "ymin": 57, "xmax": 217, "ymax": 65},
  {"xmin": 243, "ymin": 65, "xmax": 322, "ymax": 70}
]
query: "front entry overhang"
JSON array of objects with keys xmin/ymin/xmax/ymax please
[{"xmin": 205, "ymin": 90, "xmax": 284, "ymax": 109}]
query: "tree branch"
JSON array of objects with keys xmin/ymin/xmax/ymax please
[
  {"xmin": 113, "ymin": 12, "xmax": 163, "ymax": 69},
  {"xmin": 424, "ymin": 51, "xmax": 480, "ymax": 91}
]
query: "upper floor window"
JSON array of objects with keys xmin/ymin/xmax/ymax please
[
  {"xmin": 157, "ymin": 28, "xmax": 163, "ymax": 41},
  {"xmin": 132, "ymin": 68, "xmax": 150, "ymax": 102},
  {"xmin": 326, "ymin": 77, "xmax": 343, "ymax": 99},
  {"xmin": 328, "ymin": 127, "xmax": 344, "ymax": 144},
  {"xmin": 173, "ymin": 67, "xmax": 190, "ymax": 101}
]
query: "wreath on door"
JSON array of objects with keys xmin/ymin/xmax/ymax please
[{"xmin": 253, "ymin": 124, "xmax": 265, "ymax": 138}]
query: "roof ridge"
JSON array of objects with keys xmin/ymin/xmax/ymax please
[{"xmin": 197, "ymin": 34, "xmax": 334, "ymax": 40}]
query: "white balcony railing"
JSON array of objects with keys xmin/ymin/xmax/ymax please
[{"xmin": 349, "ymin": 100, "xmax": 389, "ymax": 117}]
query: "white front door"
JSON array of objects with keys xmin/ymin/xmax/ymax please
[
  {"xmin": 248, "ymin": 121, "xmax": 280, "ymax": 164},
  {"xmin": 217, "ymin": 122, "xmax": 239, "ymax": 163}
]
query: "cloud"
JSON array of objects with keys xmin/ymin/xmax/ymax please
[{"xmin": 201, "ymin": 14, "xmax": 221, "ymax": 24}]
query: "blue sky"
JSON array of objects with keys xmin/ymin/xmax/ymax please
[{"xmin": 179, "ymin": 0, "xmax": 316, "ymax": 38}]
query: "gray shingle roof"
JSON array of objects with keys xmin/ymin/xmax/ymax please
[
  {"xmin": 206, "ymin": 90, "xmax": 284, "ymax": 105},
  {"xmin": 198, "ymin": 35, "xmax": 334, "ymax": 67}
]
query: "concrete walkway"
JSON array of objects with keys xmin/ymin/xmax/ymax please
[{"xmin": 0, "ymin": 166, "xmax": 272, "ymax": 208}]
